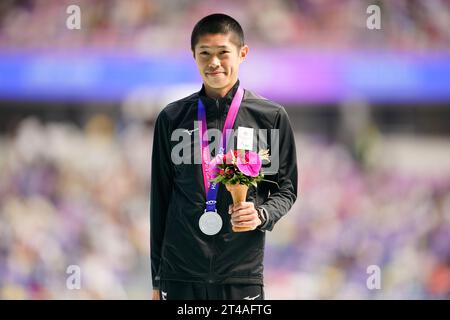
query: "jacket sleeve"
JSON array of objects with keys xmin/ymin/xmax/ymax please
[
  {"xmin": 150, "ymin": 110, "xmax": 173, "ymax": 289},
  {"xmin": 258, "ymin": 106, "xmax": 298, "ymax": 231}
]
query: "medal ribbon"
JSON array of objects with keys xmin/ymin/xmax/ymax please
[{"xmin": 198, "ymin": 86, "xmax": 244, "ymax": 212}]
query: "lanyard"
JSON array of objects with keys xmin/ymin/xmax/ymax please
[{"xmin": 197, "ymin": 86, "xmax": 244, "ymax": 212}]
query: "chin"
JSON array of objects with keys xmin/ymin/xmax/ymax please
[{"xmin": 206, "ymin": 80, "xmax": 228, "ymax": 89}]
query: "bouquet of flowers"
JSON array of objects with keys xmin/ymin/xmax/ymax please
[{"xmin": 207, "ymin": 149, "xmax": 270, "ymax": 232}]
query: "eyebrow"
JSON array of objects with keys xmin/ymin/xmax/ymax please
[{"xmin": 198, "ymin": 45, "xmax": 230, "ymax": 49}]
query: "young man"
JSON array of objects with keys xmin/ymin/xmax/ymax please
[{"xmin": 151, "ymin": 13, "xmax": 298, "ymax": 300}]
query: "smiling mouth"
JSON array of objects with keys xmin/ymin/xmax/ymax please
[{"xmin": 206, "ymin": 72, "xmax": 225, "ymax": 76}]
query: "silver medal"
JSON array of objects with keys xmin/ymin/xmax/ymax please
[{"xmin": 199, "ymin": 211, "xmax": 223, "ymax": 235}]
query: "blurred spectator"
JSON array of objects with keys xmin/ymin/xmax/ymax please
[{"xmin": 0, "ymin": 0, "xmax": 449, "ymax": 51}]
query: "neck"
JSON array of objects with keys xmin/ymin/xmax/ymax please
[{"xmin": 204, "ymin": 80, "xmax": 237, "ymax": 99}]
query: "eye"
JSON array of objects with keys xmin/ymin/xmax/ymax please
[
  {"xmin": 200, "ymin": 51, "xmax": 209, "ymax": 56},
  {"xmin": 220, "ymin": 51, "xmax": 230, "ymax": 55}
]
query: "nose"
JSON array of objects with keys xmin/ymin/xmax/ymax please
[{"xmin": 208, "ymin": 55, "xmax": 220, "ymax": 68}]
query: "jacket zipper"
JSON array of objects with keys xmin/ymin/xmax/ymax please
[
  {"xmin": 215, "ymin": 99, "xmax": 220, "ymax": 135},
  {"xmin": 208, "ymin": 99, "xmax": 221, "ymax": 283}
]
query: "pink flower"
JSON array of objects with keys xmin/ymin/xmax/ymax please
[
  {"xmin": 236, "ymin": 151, "xmax": 262, "ymax": 177},
  {"xmin": 207, "ymin": 154, "xmax": 223, "ymax": 180}
]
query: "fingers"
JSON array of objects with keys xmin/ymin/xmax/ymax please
[
  {"xmin": 231, "ymin": 217, "xmax": 258, "ymax": 228},
  {"xmin": 231, "ymin": 207, "xmax": 255, "ymax": 217},
  {"xmin": 152, "ymin": 289, "xmax": 161, "ymax": 300},
  {"xmin": 229, "ymin": 201, "xmax": 254, "ymax": 214},
  {"xmin": 228, "ymin": 202, "xmax": 258, "ymax": 229},
  {"xmin": 231, "ymin": 213, "xmax": 255, "ymax": 224},
  {"xmin": 231, "ymin": 212, "xmax": 259, "ymax": 229}
]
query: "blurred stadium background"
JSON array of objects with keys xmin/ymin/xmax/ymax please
[{"xmin": 1, "ymin": 0, "xmax": 450, "ymax": 299}]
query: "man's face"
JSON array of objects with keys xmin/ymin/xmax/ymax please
[{"xmin": 193, "ymin": 33, "xmax": 248, "ymax": 93}]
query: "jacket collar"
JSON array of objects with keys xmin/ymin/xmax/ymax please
[{"xmin": 198, "ymin": 80, "xmax": 241, "ymax": 112}]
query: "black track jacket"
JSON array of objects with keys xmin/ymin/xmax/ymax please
[{"xmin": 151, "ymin": 80, "xmax": 298, "ymax": 288}]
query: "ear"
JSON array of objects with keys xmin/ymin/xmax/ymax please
[{"xmin": 239, "ymin": 45, "xmax": 249, "ymax": 63}]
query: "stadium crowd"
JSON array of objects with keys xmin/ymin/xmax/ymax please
[
  {"xmin": 1, "ymin": 116, "xmax": 449, "ymax": 299},
  {"xmin": 0, "ymin": 0, "xmax": 449, "ymax": 51}
]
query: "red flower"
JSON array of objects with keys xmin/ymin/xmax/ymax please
[{"xmin": 226, "ymin": 168, "xmax": 234, "ymax": 177}]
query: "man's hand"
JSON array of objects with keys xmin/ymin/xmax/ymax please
[
  {"xmin": 229, "ymin": 201, "xmax": 262, "ymax": 231},
  {"xmin": 152, "ymin": 289, "xmax": 161, "ymax": 300}
]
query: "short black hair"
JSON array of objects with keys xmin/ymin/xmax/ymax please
[{"xmin": 191, "ymin": 13, "xmax": 245, "ymax": 52}]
